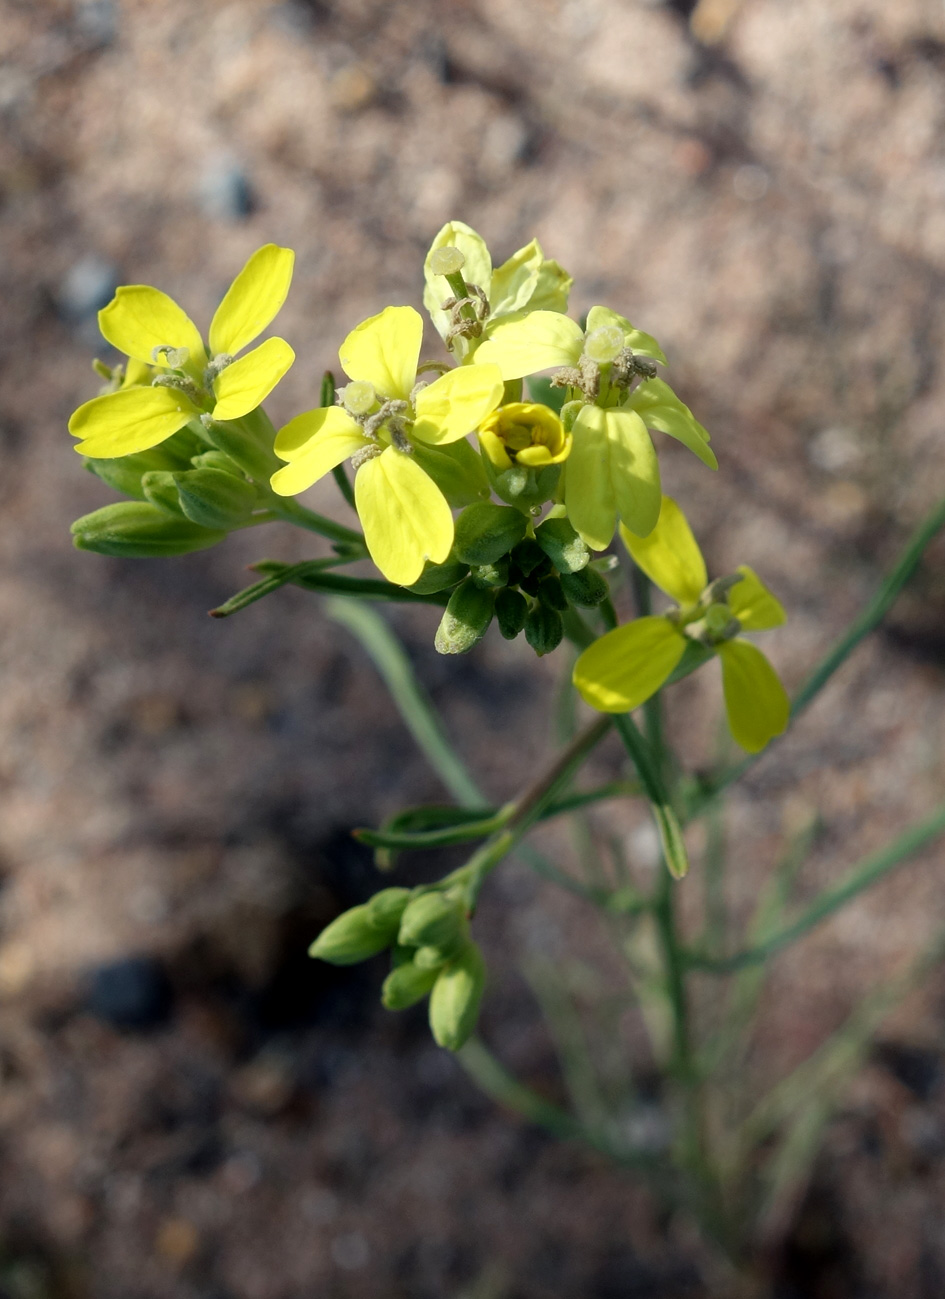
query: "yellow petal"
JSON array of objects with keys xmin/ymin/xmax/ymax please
[
  {"xmin": 475, "ymin": 311, "xmax": 584, "ymax": 381},
  {"xmin": 355, "ymin": 448, "xmax": 453, "ymax": 586},
  {"xmin": 271, "ymin": 416, "xmax": 369, "ymax": 495},
  {"xmin": 565, "ymin": 405, "xmax": 616, "ymax": 550},
  {"xmin": 478, "ymin": 427, "xmax": 513, "ymax": 470},
  {"xmin": 122, "ymin": 357, "xmax": 153, "ymax": 388},
  {"xmin": 70, "ymin": 386, "xmax": 196, "ymax": 458},
  {"xmin": 619, "ymin": 494, "xmax": 707, "ymax": 604},
  {"xmin": 98, "ymin": 286, "xmax": 207, "ymax": 373},
  {"xmin": 423, "ymin": 221, "xmax": 493, "ymax": 343},
  {"xmin": 586, "ymin": 306, "xmax": 667, "ymax": 365},
  {"xmin": 339, "ymin": 305, "xmax": 422, "ymax": 401},
  {"xmin": 528, "ymin": 258, "xmax": 573, "ymax": 313},
  {"xmin": 606, "ymin": 409, "xmax": 662, "ymax": 539},
  {"xmin": 211, "ymin": 337, "xmax": 295, "ymax": 421},
  {"xmin": 489, "ymin": 239, "xmax": 543, "ymax": 315},
  {"xmin": 729, "ymin": 565, "xmax": 787, "ymax": 631},
  {"xmin": 573, "ymin": 617, "xmax": 686, "ymax": 713},
  {"xmin": 627, "ymin": 378, "xmax": 718, "ymax": 469},
  {"xmin": 413, "ymin": 364, "xmax": 504, "ymax": 445},
  {"xmin": 208, "ymin": 244, "xmax": 295, "ymax": 358},
  {"xmin": 718, "ymin": 639, "xmax": 790, "ymax": 753}
]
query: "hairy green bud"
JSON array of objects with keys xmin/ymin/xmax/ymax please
[
  {"xmin": 366, "ymin": 887, "xmax": 412, "ymax": 936},
  {"xmin": 537, "ymin": 575, "xmax": 569, "ymax": 612},
  {"xmin": 470, "ymin": 558, "xmax": 509, "ymax": 590},
  {"xmin": 399, "ymin": 892, "xmax": 466, "ymax": 950},
  {"xmin": 71, "ymin": 502, "xmax": 226, "ymax": 558},
  {"xmin": 173, "ymin": 468, "xmax": 258, "ymax": 529},
  {"xmin": 494, "ymin": 587, "xmax": 528, "ymax": 640},
  {"xmin": 309, "ymin": 904, "xmax": 391, "ymax": 966},
  {"xmin": 141, "ymin": 470, "xmax": 186, "ymax": 516},
  {"xmin": 525, "ymin": 602, "xmax": 564, "ymax": 656},
  {"xmin": 453, "ymin": 502, "xmax": 528, "ymax": 566},
  {"xmin": 407, "ymin": 559, "xmax": 468, "ymax": 594},
  {"xmin": 434, "ymin": 578, "xmax": 495, "ymax": 655},
  {"xmin": 190, "ymin": 450, "xmax": 246, "ymax": 477},
  {"xmin": 429, "ymin": 943, "xmax": 486, "ymax": 1051},
  {"xmin": 381, "ymin": 960, "xmax": 439, "ymax": 1010},
  {"xmin": 535, "ymin": 516, "xmax": 589, "ymax": 575},
  {"xmin": 560, "ymin": 566, "xmax": 609, "ymax": 607}
]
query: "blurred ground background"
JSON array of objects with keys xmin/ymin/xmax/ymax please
[{"xmin": 3, "ymin": 0, "xmax": 945, "ymax": 1295}]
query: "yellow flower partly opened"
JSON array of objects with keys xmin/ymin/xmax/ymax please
[
  {"xmin": 573, "ymin": 496, "xmax": 790, "ymax": 753},
  {"xmin": 70, "ymin": 244, "xmax": 296, "ymax": 458},
  {"xmin": 271, "ymin": 305, "xmax": 504, "ymax": 586},
  {"xmin": 475, "ymin": 306, "xmax": 717, "ymax": 547}
]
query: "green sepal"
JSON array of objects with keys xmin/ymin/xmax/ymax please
[
  {"xmin": 308, "ymin": 904, "xmax": 391, "ymax": 965},
  {"xmin": 537, "ymin": 575, "xmax": 569, "ymax": 612},
  {"xmin": 190, "ymin": 450, "xmax": 246, "ymax": 477},
  {"xmin": 429, "ymin": 943, "xmax": 486, "ymax": 1051},
  {"xmin": 482, "ymin": 452, "xmax": 562, "ymax": 509},
  {"xmin": 494, "ymin": 587, "xmax": 528, "ymax": 640},
  {"xmin": 173, "ymin": 468, "xmax": 258, "ymax": 529},
  {"xmin": 535, "ymin": 517, "xmax": 589, "ymax": 574},
  {"xmin": 381, "ymin": 960, "xmax": 439, "ymax": 1010},
  {"xmin": 412, "ymin": 438, "xmax": 490, "ymax": 508},
  {"xmin": 407, "ymin": 559, "xmax": 469, "ymax": 594},
  {"xmin": 203, "ymin": 411, "xmax": 280, "ymax": 481},
  {"xmin": 434, "ymin": 578, "xmax": 495, "ymax": 655},
  {"xmin": 453, "ymin": 503, "xmax": 528, "ymax": 566},
  {"xmin": 141, "ymin": 470, "xmax": 186, "ymax": 516},
  {"xmin": 398, "ymin": 892, "xmax": 466, "ymax": 950},
  {"xmin": 366, "ymin": 887, "xmax": 412, "ymax": 936},
  {"xmin": 525, "ymin": 602, "xmax": 564, "ymax": 656},
  {"xmin": 71, "ymin": 502, "xmax": 226, "ymax": 558},
  {"xmin": 83, "ymin": 446, "xmax": 190, "ymax": 501},
  {"xmin": 470, "ymin": 558, "xmax": 509, "ymax": 590},
  {"xmin": 560, "ymin": 566, "xmax": 609, "ymax": 607}
]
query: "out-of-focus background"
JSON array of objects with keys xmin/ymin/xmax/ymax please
[{"xmin": 3, "ymin": 0, "xmax": 945, "ymax": 1294}]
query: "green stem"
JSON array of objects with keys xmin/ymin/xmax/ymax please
[
  {"xmin": 686, "ymin": 801, "xmax": 945, "ymax": 973},
  {"xmin": 268, "ymin": 496, "xmax": 366, "ymax": 548},
  {"xmin": 612, "ymin": 715, "xmax": 689, "ymax": 880},
  {"xmin": 252, "ymin": 563, "xmax": 451, "ymax": 606}
]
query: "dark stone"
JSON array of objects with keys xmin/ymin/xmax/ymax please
[{"xmin": 85, "ymin": 955, "xmax": 173, "ymax": 1030}]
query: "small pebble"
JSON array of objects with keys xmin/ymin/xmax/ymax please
[{"xmin": 85, "ymin": 955, "xmax": 172, "ymax": 1030}]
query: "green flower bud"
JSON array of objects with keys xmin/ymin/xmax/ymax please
[
  {"xmin": 508, "ymin": 538, "xmax": 547, "ymax": 580},
  {"xmin": 173, "ymin": 468, "xmax": 258, "ymax": 529},
  {"xmin": 190, "ymin": 450, "xmax": 246, "ymax": 477},
  {"xmin": 407, "ymin": 559, "xmax": 469, "ymax": 594},
  {"xmin": 203, "ymin": 413, "xmax": 280, "ymax": 481},
  {"xmin": 525, "ymin": 602, "xmax": 564, "ymax": 656},
  {"xmin": 84, "ymin": 446, "xmax": 189, "ymax": 501},
  {"xmin": 494, "ymin": 587, "xmax": 528, "ymax": 640},
  {"xmin": 399, "ymin": 892, "xmax": 466, "ymax": 949},
  {"xmin": 142, "ymin": 470, "xmax": 186, "ymax": 516},
  {"xmin": 308, "ymin": 904, "xmax": 391, "ymax": 966},
  {"xmin": 534, "ymin": 516, "xmax": 589, "ymax": 574},
  {"xmin": 412, "ymin": 439, "xmax": 490, "ymax": 509},
  {"xmin": 71, "ymin": 502, "xmax": 226, "ymax": 558},
  {"xmin": 366, "ymin": 887, "xmax": 412, "ymax": 936},
  {"xmin": 470, "ymin": 558, "xmax": 509, "ymax": 590},
  {"xmin": 412, "ymin": 943, "xmax": 456, "ymax": 970},
  {"xmin": 453, "ymin": 503, "xmax": 528, "ymax": 566},
  {"xmin": 381, "ymin": 960, "xmax": 439, "ymax": 1010},
  {"xmin": 560, "ymin": 566, "xmax": 609, "ymax": 607},
  {"xmin": 429, "ymin": 943, "xmax": 486, "ymax": 1051},
  {"xmin": 537, "ymin": 575, "xmax": 569, "ymax": 612},
  {"xmin": 434, "ymin": 578, "xmax": 495, "ymax": 655}
]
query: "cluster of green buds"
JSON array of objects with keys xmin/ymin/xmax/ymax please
[{"xmin": 309, "ymin": 886, "xmax": 485, "ymax": 1051}]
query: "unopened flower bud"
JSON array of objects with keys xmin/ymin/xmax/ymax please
[
  {"xmin": 366, "ymin": 887, "xmax": 412, "ymax": 937},
  {"xmin": 583, "ymin": 326, "xmax": 624, "ymax": 364},
  {"xmin": 494, "ymin": 587, "xmax": 528, "ymax": 640},
  {"xmin": 173, "ymin": 468, "xmax": 258, "ymax": 529},
  {"xmin": 535, "ymin": 516, "xmax": 589, "ymax": 574},
  {"xmin": 309, "ymin": 904, "xmax": 392, "ymax": 966},
  {"xmin": 71, "ymin": 502, "xmax": 227, "ymax": 558},
  {"xmin": 381, "ymin": 960, "xmax": 439, "ymax": 1010},
  {"xmin": 399, "ymin": 892, "xmax": 466, "ymax": 950},
  {"xmin": 434, "ymin": 578, "xmax": 495, "ymax": 655},
  {"xmin": 429, "ymin": 943, "xmax": 486, "ymax": 1051},
  {"xmin": 429, "ymin": 246, "xmax": 466, "ymax": 276},
  {"xmin": 560, "ymin": 566, "xmax": 609, "ymax": 607},
  {"xmin": 453, "ymin": 502, "xmax": 528, "ymax": 566},
  {"xmin": 525, "ymin": 602, "xmax": 564, "ymax": 656}
]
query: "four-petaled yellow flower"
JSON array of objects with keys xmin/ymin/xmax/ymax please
[
  {"xmin": 573, "ymin": 496, "xmax": 789, "ymax": 753},
  {"xmin": 70, "ymin": 245, "xmax": 296, "ymax": 459},
  {"xmin": 474, "ymin": 306, "xmax": 717, "ymax": 547},
  {"xmin": 270, "ymin": 305, "xmax": 504, "ymax": 586}
]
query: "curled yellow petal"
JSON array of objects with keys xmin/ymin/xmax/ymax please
[
  {"xmin": 208, "ymin": 244, "xmax": 295, "ymax": 358},
  {"xmin": 573, "ymin": 617, "xmax": 686, "ymax": 713},
  {"xmin": 718, "ymin": 639, "xmax": 790, "ymax": 753},
  {"xmin": 98, "ymin": 286, "xmax": 207, "ymax": 373},
  {"xmin": 488, "ymin": 239, "xmax": 543, "ymax": 316},
  {"xmin": 354, "ymin": 447, "xmax": 453, "ymax": 586},
  {"xmin": 729, "ymin": 565, "xmax": 787, "ymax": 632},
  {"xmin": 70, "ymin": 386, "xmax": 197, "ymax": 458},
  {"xmin": 620, "ymin": 494, "xmax": 707, "ymax": 604},
  {"xmin": 413, "ymin": 364, "xmax": 504, "ymax": 445},
  {"xmin": 271, "ymin": 408, "xmax": 368, "ymax": 496},
  {"xmin": 475, "ymin": 311, "xmax": 584, "ymax": 381},
  {"xmin": 339, "ymin": 306, "xmax": 422, "ymax": 401},
  {"xmin": 211, "ymin": 337, "xmax": 295, "ymax": 421}
]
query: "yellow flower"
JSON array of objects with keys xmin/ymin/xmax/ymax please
[
  {"xmin": 69, "ymin": 245, "xmax": 296, "ymax": 458},
  {"xmin": 478, "ymin": 402, "xmax": 571, "ymax": 470},
  {"xmin": 474, "ymin": 305, "xmax": 717, "ymax": 547},
  {"xmin": 423, "ymin": 221, "xmax": 572, "ymax": 359},
  {"xmin": 270, "ymin": 306, "xmax": 505, "ymax": 586},
  {"xmin": 573, "ymin": 496, "xmax": 789, "ymax": 753}
]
